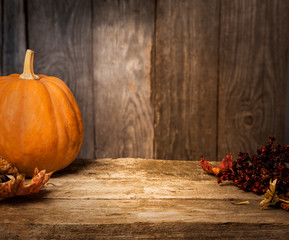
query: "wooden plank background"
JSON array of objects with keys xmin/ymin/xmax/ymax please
[
  {"xmin": 218, "ymin": 0, "xmax": 289, "ymax": 159},
  {"xmin": 93, "ymin": 0, "xmax": 154, "ymax": 158},
  {"xmin": 154, "ymin": 0, "xmax": 219, "ymax": 161},
  {"xmin": 0, "ymin": 0, "xmax": 289, "ymax": 161},
  {"xmin": 1, "ymin": 0, "xmax": 26, "ymax": 75}
]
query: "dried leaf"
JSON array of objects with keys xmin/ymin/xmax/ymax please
[
  {"xmin": 17, "ymin": 169, "xmax": 53, "ymax": 196},
  {"xmin": 217, "ymin": 154, "xmax": 233, "ymax": 172},
  {"xmin": 0, "ymin": 174, "xmax": 25, "ymax": 198},
  {"xmin": 0, "ymin": 174, "xmax": 11, "ymax": 183},
  {"xmin": 200, "ymin": 157, "xmax": 215, "ymax": 175},
  {"xmin": 0, "ymin": 168, "xmax": 53, "ymax": 198},
  {"xmin": 0, "ymin": 156, "xmax": 18, "ymax": 177},
  {"xmin": 260, "ymin": 179, "xmax": 280, "ymax": 209},
  {"xmin": 201, "ymin": 154, "xmax": 233, "ymax": 175}
]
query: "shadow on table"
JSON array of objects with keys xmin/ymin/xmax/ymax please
[{"xmin": 0, "ymin": 189, "xmax": 52, "ymax": 205}]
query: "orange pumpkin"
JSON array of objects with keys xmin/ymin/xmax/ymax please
[{"xmin": 0, "ymin": 49, "xmax": 83, "ymax": 177}]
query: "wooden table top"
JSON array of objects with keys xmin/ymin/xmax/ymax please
[{"xmin": 1, "ymin": 158, "xmax": 289, "ymax": 239}]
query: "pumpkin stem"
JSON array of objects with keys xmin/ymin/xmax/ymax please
[{"xmin": 19, "ymin": 49, "xmax": 40, "ymax": 80}]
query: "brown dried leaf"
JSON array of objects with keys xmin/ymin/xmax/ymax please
[
  {"xmin": 0, "ymin": 168, "xmax": 53, "ymax": 198},
  {"xmin": 0, "ymin": 174, "xmax": 24, "ymax": 198},
  {"xmin": 201, "ymin": 154, "xmax": 233, "ymax": 175},
  {"xmin": 0, "ymin": 156, "xmax": 53, "ymax": 198},
  {"xmin": 200, "ymin": 157, "xmax": 215, "ymax": 175},
  {"xmin": 260, "ymin": 179, "xmax": 280, "ymax": 209},
  {"xmin": 0, "ymin": 156, "xmax": 18, "ymax": 177},
  {"xmin": 17, "ymin": 169, "xmax": 53, "ymax": 196}
]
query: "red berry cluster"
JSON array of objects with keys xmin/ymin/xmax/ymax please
[{"xmin": 216, "ymin": 137, "xmax": 289, "ymax": 210}]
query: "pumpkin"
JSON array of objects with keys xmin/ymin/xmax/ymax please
[{"xmin": 0, "ymin": 49, "xmax": 83, "ymax": 177}]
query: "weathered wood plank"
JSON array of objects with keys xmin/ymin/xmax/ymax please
[
  {"xmin": 30, "ymin": 159, "xmax": 261, "ymax": 200},
  {"xmin": 33, "ymin": 179, "xmax": 259, "ymax": 200},
  {"xmin": 1, "ymin": 222, "xmax": 289, "ymax": 240},
  {"xmin": 27, "ymin": 0, "xmax": 94, "ymax": 159},
  {"xmin": 2, "ymin": 0, "xmax": 26, "ymax": 75},
  {"xmin": 1, "ymin": 198, "xmax": 288, "ymax": 225},
  {"xmin": 93, "ymin": 0, "xmax": 154, "ymax": 158},
  {"xmin": 1, "ymin": 158, "xmax": 289, "ymax": 239},
  {"xmin": 154, "ymin": 0, "xmax": 219, "ymax": 161},
  {"xmin": 218, "ymin": 0, "xmax": 289, "ymax": 160}
]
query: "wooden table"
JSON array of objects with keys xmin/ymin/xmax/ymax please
[{"xmin": 1, "ymin": 158, "xmax": 289, "ymax": 239}]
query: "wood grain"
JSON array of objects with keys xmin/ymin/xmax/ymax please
[
  {"xmin": 27, "ymin": 0, "xmax": 94, "ymax": 159},
  {"xmin": 2, "ymin": 0, "xmax": 26, "ymax": 75},
  {"xmin": 154, "ymin": 0, "xmax": 220, "ymax": 161},
  {"xmin": 1, "ymin": 158, "xmax": 289, "ymax": 239},
  {"xmin": 93, "ymin": 0, "xmax": 154, "ymax": 158},
  {"xmin": 218, "ymin": 0, "xmax": 289, "ymax": 159},
  {"xmin": 2, "ymin": 222, "xmax": 289, "ymax": 240},
  {"xmin": 22, "ymin": 159, "xmax": 261, "ymax": 200}
]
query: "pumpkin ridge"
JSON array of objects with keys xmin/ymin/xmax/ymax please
[
  {"xmin": 43, "ymin": 79, "xmax": 82, "ymax": 139},
  {"xmin": 18, "ymin": 80, "xmax": 61, "ymax": 173},
  {"xmin": 0, "ymin": 80, "xmax": 11, "ymax": 100},
  {"xmin": 17, "ymin": 80, "xmax": 26, "ymax": 160},
  {"xmin": 44, "ymin": 76, "xmax": 68, "ymax": 88},
  {"xmin": 39, "ymin": 81, "xmax": 60, "ymax": 157},
  {"xmin": 44, "ymin": 78, "xmax": 81, "ymax": 112},
  {"xmin": 40, "ymin": 80, "xmax": 71, "ymax": 169},
  {"xmin": 41, "ymin": 80, "xmax": 81, "ymax": 169},
  {"xmin": 0, "ymin": 80, "xmax": 15, "ymax": 158},
  {"xmin": 0, "ymin": 80, "xmax": 25, "ymax": 164},
  {"xmin": 43, "ymin": 79, "xmax": 83, "ymax": 137}
]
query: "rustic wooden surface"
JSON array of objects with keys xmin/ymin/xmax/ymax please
[
  {"xmin": 27, "ymin": 0, "xmax": 95, "ymax": 159},
  {"xmin": 1, "ymin": 0, "xmax": 26, "ymax": 75},
  {"xmin": 1, "ymin": 158, "xmax": 289, "ymax": 239},
  {"xmin": 1, "ymin": 0, "xmax": 289, "ymax": 160},
  {"xmin": 218, "ymin": 0, "xmax": 289, "ymax": 159},
  {"xmin": 154, "ymin": 0, "xmax": 219, "ymax": 161},
  {"xmin": 93, "ymin": 0, "xmax": 154, "ymax": 158}
]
